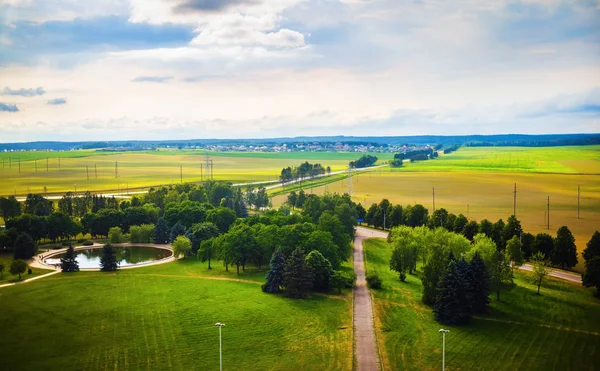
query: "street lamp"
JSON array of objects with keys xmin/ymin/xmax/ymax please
[
  {"xmin": 439, "ymin": 329, "xmax": 450, "ymax": 371},
  {"xmin": 215, "ymin": 322, "xmax": 225, "ymax": 371}
]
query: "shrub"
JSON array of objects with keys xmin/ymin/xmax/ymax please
[
  {"xmin": 82, "ymin": 241, "xmax": 93, "ymax": 246},
  {"xmin": 366, "ymin": 272, "xmax": 382, "ymax": 289},
  {"xmin": 108, "ymin": 227, "xmax": 124, "ymax": 243},
  {"xmin": 77, "ymin": 238, "xmax": 86, "ymax": 243}
]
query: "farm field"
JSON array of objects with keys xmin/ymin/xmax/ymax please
[
  {"xmin": 271, "ymin": 146, "xmax": 600, "ymax": 272},
  {"xmin": 0, "ymin": 150, "xmax": 391, "ymax": 197},
  {"xmin": 0, "ymin": 258, "xmax": 353, "ymax": 371},
  {"xmin": 363, "ymin": 238, "xmax": 600, "ymax": 371}
]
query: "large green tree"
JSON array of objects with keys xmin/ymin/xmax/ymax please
[
  {"xmin": 153, "ymin": 217, "xmax": 170, "ymax": 244},
  {"xmin": 506, "ymin": 236, "xmax": 524, "ymax": 273},
  {"xmin": 10, "ymin": 259, "xmax": 27, "ymax": 280},
  {"xmin": 530, "ymin": 252, "xmax": 549, "ymax": 295},
  {"xmin": 100, "ymin": 244, "xmax": 118, "ymax": 271},
  {"xmin": 468, "ymin": 252, "xmax": 491, "ymax": 314},
  {"xmin": 552, "ymin": 226, "xmax": 578, "ymax": 270},
  {"xmin": 13, "ymin": 233, "xmax": 36, "ymax": 260},
  {"xmin": 582, "ymin": 231, "xmax": 600, "ymax": 297},
  {"xmin": 60, "ymin": 244, "xmax": 80, "ymax": 272},
  {"xmin": 172, "ymin": 236, "xmax": 192, "ymax": 259},
  {"xmin": 434, "ymin": 259, "xmax": 471, "ymax": 325},
  {"xmin": 283, "ymin": 248, "xmax": 314, "ymax": 298},
  {"xmin": 489, "ymin": 250, "xmax": 512, "ymax": 301},
  {"xmin": 262, "ymin": 248, "xmax": 286, "ymax": 293},
  {"xmin": 305, "ymin": 250, "xmax": 333, "ymax": 291}
]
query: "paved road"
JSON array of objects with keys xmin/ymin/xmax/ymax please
[
  {"xmin": 353, "ymin": 229, "xmax": 381, "ymax": 371},
  {"xmin": 355, "ymin": 226, "xmax": 583, "ymax": 284}
]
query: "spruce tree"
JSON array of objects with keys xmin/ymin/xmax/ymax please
[
  {"xmin": 100, "ymin": 244, "xmax": 118, "ymax": 272},
  {"xmin": 583, "ymin": 231, "xmax": 600, "ymax": 297},
  {"xmin": 60, "ymin": 244, "xmax": 80, "ymax": 272},
  {"xmin": 170, "ymin": 221, "xmax": 186, "ymax": 242},
  {"xmin": 434, "ymin": 260, "xmax": 471, "ymax": 325},
  {"xmin": 262, "ymin": 249, "xmax": 286, "ymax": 293},
  {"xmin": 153, "ymin": 217, "xmax": 170, "ymax": 244},
  {"xmin": 305, "ymin": 250, "xmax": 334, "ymax": 291},
  {"xmin": 283, "ymin": 248, "xmax": 314, "ymax": 298},
  {"xmin": 553, "ymin": 226, "xmax": 578, "ymax": 270},
  {"xmin": 468, "ymin": 252, "xmax": 491, "ymax": 313}
]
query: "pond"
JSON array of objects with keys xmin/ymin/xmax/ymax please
[{"xmin": 49, "ymin": 246, "xmax": 172, "ymax": 269}]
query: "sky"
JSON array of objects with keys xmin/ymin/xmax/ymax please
[{"xmin": 0, "ymin": 0, "xmax": 599, "ymax": 142}]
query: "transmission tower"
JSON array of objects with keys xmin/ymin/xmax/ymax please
[{"xmin": 347, "ymin": 167, "xmax": 353, "ymax": 196}]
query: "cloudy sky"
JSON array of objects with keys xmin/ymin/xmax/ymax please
[{"xmin": 0, "ymin": 0, "xmax": 599, "ymax": 142}]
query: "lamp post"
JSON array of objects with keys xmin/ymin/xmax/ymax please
[
  {"xmin": 215, "ymin": 322, "xmax": 225, "ymax": 371},
  {"xmin": 439, "ymin": 329, "xmax": 449, "ymax": 371}
]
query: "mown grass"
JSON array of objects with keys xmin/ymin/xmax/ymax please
[
  {"xmin": 0, "ymin": 253, "xmax": 52, "ymax": 283},
  {"xmin": 363, "ymin": 238, "xmax": 600, "ymax": 371},
  {"xmin": 0, "ymin": 150, "xmax": 387, "ymax": 196},
  {"xmin": 0, "ymin": 258, "xmax": 353, "ymax": 371}
]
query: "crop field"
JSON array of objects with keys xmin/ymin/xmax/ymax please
[
  {"xmin": 0, "ymin": 258, "xmax": 353, "ymax": 371},
  {"xmin": 364, "ymin": 238, "xmax": 600, "ymax": 371},
  {"xmin": 0, "ymin": 150, "xmax": 390, "ymax": 197},
  {"xmin": 271, "ymin": 146, "xmax": 600, "ymax": 271}
]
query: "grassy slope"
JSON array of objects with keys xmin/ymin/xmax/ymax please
[
  {"xmin": 0, "ymin": 254, "xmax": 52, "ymax": 283},
  {"xmin": 0, "ymin": 258, "xmax": 353, "ymax": 371},
  {"xmin": 0, "ymin": 150, "xmax": 389, "ymax": 196},
  {"xmin": 364, "ymin": 238, "xmax": 600, "ymax": 371}
]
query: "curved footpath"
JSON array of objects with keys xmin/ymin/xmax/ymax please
[
  {"xmin": 355, "ymin": 226, "xmax": 583, "ymax": 284},
  {"xmin": 354, "ymin": 228, "xmax": 382, "ymax": 371}
]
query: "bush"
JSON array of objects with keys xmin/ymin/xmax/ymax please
[
  {"xmin": 366, "ymin": 272, "xmax": 382, "ymax": 289},
  {"xmin": 108, "ymin": 227, "xmax": 124, "ymax": 243},
  {"xmin": 130, "ymin": 224, "xmax": 155, "ymax": 243},
  {"xmin": 82, "ymin": 241, "xmax": 93, "ymax": 246},
  {"xmin": 342, "ymin": 271, "xmax": 357, "ymax": 288},
  {"xmin": 77, "ymin": 238, "xmax": 86, "ymax": 243}
]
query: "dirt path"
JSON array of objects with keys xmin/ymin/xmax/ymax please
[{"xmin": 353, "ymin": 232, "xmax": 381, "ymax": 371}]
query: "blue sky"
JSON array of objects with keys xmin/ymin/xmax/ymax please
[{"xmin": 0, "ymin": 0, "xmax": 598, "ymax": 141}]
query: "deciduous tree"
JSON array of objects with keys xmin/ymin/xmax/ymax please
[
  {"xmin": 172, "ymin": 235, "xmax": 192, "ymax": 259},
  {"xmin": 553, "ymin": 226, "xmax": 578, "ymax": 270},
  {"xmin": 582, "ymin": 231, "xmax": 600, "ymax": 297},
  {"xmin": 13, "ymin": 233, "xmax": 36, "ymax": 260},
  {"xmin": 10, "ymin": 259, "xmax": 27, "ymax": 279},
  {"xmin": 530, "ymin": 252, "xmax": 549, "ymax": 295},
  {"xmin": 284, "ymin": 248, "xmax": 313, "ymax": 298},
  {"xmin": 305, "ymin": 250, "xmax": 333, "ymax": 291}
]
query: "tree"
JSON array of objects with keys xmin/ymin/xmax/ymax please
[
  {"xmin": 100, "ymin": 244, "xmax": 118, "ymax": 271},
  {"xmin": 206, "ymin": 207, "xmax": 237, "ymax": 234},
  {"xmin": 462, "ymin": 221, "xmax": 479, "ymax": 241},
  {"xmin": 434, "ymin": 260, "xmax": 471, "ymax": 325},
  {"xmin": 452, "ymin": 214, "xmax": 468, "ymax": 233},
  {"xmin": 130, "ymin": 224, "xmax": 155, "ymax": 243},
  {"xmin": 287, "ymin": 191, "xmax": 298, "ymax": 208},
  {"xmin": 283, "ymin": 248, "xmax": 314, "ymax": 298},
  {"xmin": 262, "ymin": 249, "xmax": 286, "ymax": 293},
  {"xmin": 170, "ymin": 221, "xmax": 186, "ymax": 242},
  {"xmin": 530, "ymin": 252, "xmax": 549, "ymax": 295},
  {"xmin": 198, "ymin": 239, "xmax": 217, "ymax": 269},
  {"xmin": 506, "ymin": 236, "xmax": 524, "ymax": 273},
  {"xmin": 553, "ymin": 226, "xmax": 578, "ymax": 270},
  {"xmin": 295, "ymin": 190, "xmax": 306, "ymax": 208},
  {"xmin": 61, "ymin": 244, "xmax": 80, "ymax": 272},
  {"xmin": 190, "ymin": 222, "xmax": 220, "ymax": 255},
  {"xmin": 172, "ymin": 235, "xmax": 192, "ymax": 259},
  {"xmin": 532, "ymin": 233, "xmax": 554, "ymax": 257},
  {"xmin": 356, "ymin": 203, "xmax": 366, "ymax": 223},
  {"xmin": 404, "ymin": 204, "xmax": 428, "ymax": 227},
  {"xmin": 478, "ymin": 219, "xmax": 493, "ymax": 238},
  {"xmin": 0, "ymin": 262, "xmax": 4, "ymax": 278},
  {"xmin": 366, "ymin": 272, "xmax": 382, "ymax": 289},
  {"xmin": 10, "ymin": 259, "xmax": 27, "ymax": 279},
  {"xmin": 390, "ymin": 246, "xmax": 413, "ymax": 282},
  {"xmin": 303, "ymin": 230, "xmax": 340, "ymax": 269},
  {"xmin": 489, "ymin": 250, "xmax": 512, "ymax": 301},
  {"xmin": 502, "ymin": 215, "xmax": 523, "ymax": 247},
  {"xmin": 0, "ymin": 196, "xmax": 21, "ymax": 220},
  {"xmin": 108, "ymin": 226, "xmax": 124, "ymax": 243},
  {"xmin": 521, "ymin": 232, "xmax": 535, "ymax": 260},
  {"xmin": 13, "ymin": 233, "xmax": 36, "ymax": 260},
  {"xmin": 23, "ymin": 194, "xmax": 53, "ymax": 216},
  {"xmin": 491, "ymin": 219, "xmax": 505, "ymax": 250},
  {"xmin": 305, "ymin": 250, "xmax": 333, "ymax": 291},
  {"xmin": 153, "ymin": 217, "xmax": 170, "ymax": 244},
  {"xmin": 582, "ymin": 231, "xmax": 600, "ymax": 297},
  {"xmin": 468, "ymin": 252, "xmax": 491, "ymax": 314}
]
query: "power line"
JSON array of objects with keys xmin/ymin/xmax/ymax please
[
  {"xmin": 513, "ymin": 183, "xmax": 517, "ymax": 217},
  {"xmin": 547, "ymin": 196, "xmax": 550, "ymax": 230},
  {"xmin": 432, "ymin": 187, "xmax": 436, "ymax": 212},
  {"xmin": 86, "ymin": 165, "xmax": 89, "ymax": 180},
  {"xmin": 577, "ymin": 185, "xmax": 580, "ymax": 219}
]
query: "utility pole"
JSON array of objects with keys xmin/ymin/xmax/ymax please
[
  {"xmin": 513, "ymin": 183, "xmax": 517, "ymax": 217},
  {"xmin": 577, "ymin": 185, "xmax": 580, "ymax": 219},
  {"xmin": 200, "ymin": 163, "xmax": 203, "ymax": 182},
  {"xmin": 86, "ymin": 165, "xmax": 89, "ymax": 180},
  {"xmin": 18, "ymin": 158, "xmax": 21, "ymax": 173},
  {"xmin": 58, "ymin": 157, "xmax": 61, "ymax": 171},
  {"xmin": 95, "ymin": 164, "xmax": 97, "ymax": 179},
  {"xmin": 115, "ymin": 161, "xmax": 118, "ymax": 178},
  {"xmin": 180, "ymin": 165, "xmax": 183, "ymax": 184},
  {"xmin": 210, "ymin": 159, "xmax": 214, "ymax": 180},
  {"xmin": 9, "ymin": 157, "xmax": 11, "ymax": 169},
  {"xmin": 347, "ymin": 167, "xmax": 353, "ymax": 196},
  {"xmin": 547, "ymin": 196, "xmax": 550, "ymax": 229},
  {"xmin": 432, "ymin": 187, "xmax": 436, "ymax": 212},
  {"xmin": 35, "ymin": 159, "xmax": 37, "ymax": 172},
  {"xmin": 46, "ymin": 157, "xmax": 49, "ymax": 171}
]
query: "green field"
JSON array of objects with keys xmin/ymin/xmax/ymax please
[
  {"xmin": 0, "ymin": 258, "xmax": 353, "ymax": 371},
  {"xmin": 0, "ymin": 150, "xmax": 391, "ymax": 197},
  {"xmin": 363, "ymin": 238, "xmax": 600, "ymax": 371}
]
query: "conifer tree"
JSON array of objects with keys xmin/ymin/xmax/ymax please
[
  {"xmin": 468, "ymin": 252, "xmax": 490, "ymax": 313},
  {"xmin": 100, "ymin": 244, "xmax": 118, "ymax": 272},
  {"xmin": 153, "ymin": 217, "xmax": 170, "ymax": 244},
  {"xmin": 262, "ymin": 249, "xmax": 286, "ymax": 293},
  {"xmin": 170, "ymin": 221, "xmax": 186, "ymax": 242},
  {"xmin": 283, "ymin": 248, "xmax": 314, "ymax": 298},
  {"xmin": 434, "ymin": 260, "xmax": 471, "ymax": 325},
  {"xmin": 305, "ymin": 250, "xmax": 333, "ymax": 291},
  {"xmin": 582, "ymin": 231, "xmax": 600, "ymax": 297},
  {"xmin": 60, "ymin": 244, "xmax": 79, "ymax": 272},
  {"xmin": 553, "ymin": 226, "xmax": 578, "ymax": 270}
]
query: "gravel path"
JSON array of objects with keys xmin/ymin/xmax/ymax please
[{"xmin": 353, "ymin": 231, "xmax": 381, "ymax": 371}]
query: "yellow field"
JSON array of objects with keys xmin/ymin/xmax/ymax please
[{"xmin": 273, "ymin": 170, "xmax": 600, "ymax": 272}]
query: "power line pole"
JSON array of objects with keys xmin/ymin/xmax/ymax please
[
  {"xmin": 577, "ymin": 185, "xmax": 580, "ymax": 219},
  {"xmin": 513, "ymin": 183, "xmax": 517, "ymax": 217},
  {"xmin": 200, "ymin": 163, "xmax": 203, "ymax": 182},
  {"xmin": 58, "ymin": 157, "xmax": 61, "ymax": 171},
  {"xmin": 547, "ymin": 196, "xmax": 550, "ymax": 230},
  {"xmin": 432, "ymin": 187, "xmax": 436, "ymax": 212},
  {"xmin": 210, "ymin": 159, "xmax": 214, "ymax": 180},
  {"xmin": 46, "ymin": 157, "xmax": 49, "ymax": 171},
  {"xmin": 18, "ymin": 158, "xmax": 20, "ymax": 173},
  {"xmin": 95, "ymin": 164, "xmax": 97, "ymax": 179},
  {"xmin": 86, "ymin": 165, "xmax": 89, "ymax": 180},
  {"xmin": 347, "ymin": 167, "xmax": 353, "ymax": 196},
  {"xmin": 115, "ymin": 161, "xmax": 118, "ymax": 178},
  {"xmin": 35, "ymin": 159, "xmax": 37, "ymax": 172},
  {"xmin": 180, "ymin": 165, "xmax": 183, "ymax": 184}
]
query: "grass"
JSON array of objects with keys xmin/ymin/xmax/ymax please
[
  {"xmin": 0, "ymin": 253, "xmax": 52, "ymax": 283},
  {"xmin": 0, "ymin": 257, "xmax": 353, "ymax": 371},
  {"xmin": 363, "ymin": 238, "xmax": 600, "ymax": 371},
  {"xmin": 0, "ymin": 150, "xmax": 388, "ymax": 197}
]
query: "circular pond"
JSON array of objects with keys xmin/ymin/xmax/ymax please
[{"xmin": 48, "ymin": 246, "xmax": 172, "ymax": 269}]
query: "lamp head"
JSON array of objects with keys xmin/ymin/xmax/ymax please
[
  {"xmin": 215, "ymin": 322, "xmax": 225, "ymax": 327},
  {"xmin": 439, "ymin": 329, "xmax": 449, "ymax": 333}
]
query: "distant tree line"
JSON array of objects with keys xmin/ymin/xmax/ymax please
[
  {"xmin": 279, "ymin": 162, "xmax": 331, "ymax": 183},
  {"xmin": 349, "ymin": 155, "xmax": 378, "ymax": 169}
]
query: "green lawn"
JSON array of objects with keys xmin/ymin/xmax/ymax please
[
  {"xmin": 363, "ymin": 238, "xmax": 600, "ymax": 371},
  {"xmin": 0, "ymin": 258, "xmax": 353, "ymax": 371},
  {"xmin": 0, "ymin": 253, "xmax": 52, "ymax": 283}
]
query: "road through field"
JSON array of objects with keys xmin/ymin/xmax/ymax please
[
  {"xmin": 354, "ymin": 228, "xmax": 381, "ymax": 371},
  {"xmin": 355, "ymin": 227, "xmax": 583, "ymax": 284}
]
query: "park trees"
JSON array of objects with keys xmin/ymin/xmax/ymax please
[
  {"xmin": 100, "ymin": 244, "xmax": 118, "ymax": 271},
  {"xmin": 153, "ymin": 217, "xmax": 170, "ymax": 244},
  {"xmin": 23, "ymin": 194, "xmax": 53, "ymax": 216},
  {"xmin": 108, "ymin": 226, "xmax": 124, "ymax": 243},
  {"xmin": 287, "ymin": 191, "xmax": 297, "ymax": 208},
  {"xmin": 305, "ymin": 250, "xmax": 333, "ymax": 291},
  {"xmin": 582, "ymin": 231, "xmax": 600, "ymax": 297},
  {"xmin": 468, "ymin": 252, "xmax": 491, "ymax": 313},
  {"xmin": 13, "ymin": 233, "xmax": 36, "ymax": 259},
  {"xmin": 262, "ymin": 248, "xmax": 286, "ymax": 293},
  {"xmin": 553, "ymin": 226, "xmax": 578, "ymax": 270},
  {"xmin": 172, "ymin": 236, "xmax": 192, "ymax": 259},
  {"xmin": 462, "ymin": 221, "xmax": 479, "ymax": 241},
  {"xmin": 284, "ymin": 248, "xmax": 314, "ymax": 298},
  {"xmin": 533, "ymin": 233, "xmax": 554, "ymax": 258},
  {"xmin": 189, "ymin": 222, "xmax": 220, "ymax": 254},
  {"xmin": 10, "ymin": 259, "xmax": 27, "ymax": 280},
  {"xmin": 61, "ymin": 244, "xmax": 80, "ymax": 272},
  {"xmin": 170, "ymin": 222, "xmax": 186, "ymax": 242},
  {"xmin": 206, "ymin": 207, "xmax": 237, "ymax": 234},
  {"xmin": 489, "ymin": 250, "xmax": 512, "ymax": 301},
  {"xmin": 502, "ymin": 215, "xmax": 523, "ymax": 247},
  {"xmin": 404, "ymin": 204, "xmax": 428, "ymax": 227},
  {"xmin": 198, "ymin": 238, "xmax": 218, "ymax": 269},
  {"xmin": 0, "ymin": 196, "xmax": 21, "ymax": 220},
  {"xmin": 530, "ymin": 252, "xmax": 549, "ymax": 295},
  {"xmin": 435, "ymin": 259, "xmax": 472, "ymax": 325},
  {"xmin": 303, "ymin": 230, "xmax": 340, "ymax": 269},
  {"xmin": 130, "ymin": 224, "xmax": 155, "ymax": 243},
  {"xmin": 506, "ymin": 236, "xmax": 524, "ymax": 273}
]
